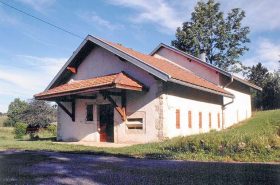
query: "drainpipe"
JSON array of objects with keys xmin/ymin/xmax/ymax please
[{"xmin": 222, "ymin": 75, "xmax": 234, "ymax": 129}]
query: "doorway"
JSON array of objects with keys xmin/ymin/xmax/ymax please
[{"xmin": 99, "ymin": 104, "xmax": 114, "ymax": 142}]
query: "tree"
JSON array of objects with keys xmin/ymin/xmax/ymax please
[
  {"xmin": 172, "ymin": 0, "xmax": 250, "ymax": 72},
  {"xmin": 3, "ymin": 98, "xmax": 28, "ymax": 127},
  {"xmin": 20, "ymin": 99, "xmax": 57, "ymax": 127},
  {"xmin": 246, "ymin": 63, "xmax": 269, "ymax": 88},
  {"xmin": 261, "ymin": 72, "xmax": 280, "ymax": 110},
  {"xmin": 246, "ymin": 63, "xmax": 280, "ymax": 110}
]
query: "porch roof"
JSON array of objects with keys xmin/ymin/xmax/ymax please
[{"xmin": 34, "ymin": 72, "xmax": 147, "ymax": 100}]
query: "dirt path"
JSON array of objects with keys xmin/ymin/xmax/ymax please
[{"xmin": 0, "ymin": 150, "xmax": 279, "ymax": 184}]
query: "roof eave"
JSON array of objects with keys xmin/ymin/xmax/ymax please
[
  {"xmin": 233, "ymin": 77, "xmax": 263, "ymax": 91},
  {"xmin": 169, "ymin": 78, "xmax": 235, "ymax": 98}
]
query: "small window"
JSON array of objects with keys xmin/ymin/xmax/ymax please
[
  {"xmin": 127, "ymin": 118, "xmax": 143, "ymax": 130},
  {"xmin": 176, "ymin": 109, "xmax": 180, "ymax": 129},
  {"xmin": 86, "ymin": 104, "xmax": 93, "ymax": 121},
  {"xmin": 209, "ymin": 112, "xmax": 211, "ymax": 129},
  {"xmin": 218, "ymin": 113, "xmax": 220, "ymax": 128},
  {"xmin": 199, "ymin": 112, "xmax": 202, "ymax": 129},
  {"xmin": 188, "ymin": 111, "xmax": 192, "ymax": 128}
]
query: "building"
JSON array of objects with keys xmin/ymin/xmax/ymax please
[{"xmin": 34, "ymin": 35, "xmax": 262, "ymax": 144}]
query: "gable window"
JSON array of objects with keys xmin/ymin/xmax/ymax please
[
  {"xmin": 209, "ymin": 112, "xmax": 211, "ymax": 129},
  {"xmin": 188, "ymin": 111, "xmax": 192, "ymax": 128},
  {"xmin": 218, "ymin": 113, "xmax": 220, "ymax": 128},
  {"xmin": 199, "ymin": 112, "xmax": 202, "ymax": 129},
  {"xmin": 86, "ymin": 104, "xmax": 93, "ymax": 121},
  {"xmin": 176, "ymin": 109, "xmax": 180, "ymax": 129}
]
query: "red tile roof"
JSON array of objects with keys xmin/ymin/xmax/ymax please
[
  {"xmin": 35, "ymin": 72, "xmax": 145, "ymax": 99},
  {"xmin": 100, "ymin": 39, "xmax": 233, "ymax": 96}
]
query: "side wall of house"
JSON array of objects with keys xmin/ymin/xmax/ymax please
[
  {"xmin": 161, "ymin": 82, "xmax": 223, "ymax": 138},
  {"xmin": 57, "ymin": 46, "xmax": 162, "ymax": 144},
  {"xmin": 223, "ymin": 81, "xmax": 251, "ymax": 128},
  {"xmin": 153, "ymin": 47, "xmax": 220, "ymax": 85}
]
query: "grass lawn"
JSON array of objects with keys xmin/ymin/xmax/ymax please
[{"xmin": 0, "ymin": 110, "xmax": 279, "ymax": 162}]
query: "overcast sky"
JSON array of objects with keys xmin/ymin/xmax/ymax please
[{"xmin": 0, "ymin": 0, "xmax": 280, "ymax": 112}]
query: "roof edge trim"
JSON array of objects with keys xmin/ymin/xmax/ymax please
[
  {"xmin": 88, "ymin": 35, "xmax": 170, "ymax": 81},
  {"xmin": 45, "ymin": 38, "xmax": 88, "ymax": 91},
  {"xmin": 150, "ymin": 43, "xmax": 232, "ymax": 77},
  {"xmin": 45, "ymin": 35, "xmax": 171, "ymax": 92},
  {"xmin": 233, "ymin": 76, "xmax": 263, "ymax": 91},
  {"xmin": 169, "ymin": 78, "xmax": 235, "ymax": 98}
]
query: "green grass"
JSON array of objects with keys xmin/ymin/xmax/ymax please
[{"xmin": 0, "ymin": 110, "xmax": 279, "ymax": 162}]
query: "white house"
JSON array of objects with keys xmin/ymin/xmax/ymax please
[{"xmin": 35, "ymin": 35, "xmax": 262, "ymax": 144}]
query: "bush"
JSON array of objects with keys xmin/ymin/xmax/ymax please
[
  {"xmin": 3, "ymin": 118, "xmax": 15, "ymax": 127},
  {"xmin": 47, "ymin": 124, "xmax": 57, "ymax": 136},
  {"xmin": 14, "ymin": 123, "xmax": 27, "ymax": 139}
]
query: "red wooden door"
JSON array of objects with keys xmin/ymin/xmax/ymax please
[{"xmin": 100, "ymin": 126, "xmax": 106, "ymax": 142}]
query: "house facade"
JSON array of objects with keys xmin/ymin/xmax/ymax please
[{"xmin": 35, "ymin": 35, "xmax": 261, "ymax": 144}]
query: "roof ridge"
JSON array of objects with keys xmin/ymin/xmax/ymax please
[{"xmin": 113, "ymin": 72, "xmax": 124, "ymax": 84}]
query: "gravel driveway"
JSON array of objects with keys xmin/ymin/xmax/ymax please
[{"xmin": 0, "ymin": 150, "xmax": 279, "ymax": 184}]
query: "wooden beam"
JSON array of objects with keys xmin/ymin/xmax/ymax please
[
  {"xmin": 121, "ymin": 90, "xmax": 126, "ymax": 121},
  {"xmin": 71, "ymin": 98, "xmax": 75, "ymax": 122},
  {"xmin": 76, "ymin": 95, "xmax": 97, "ymax": 99},
  {"xmin": 55, "ymin": 101, "xmax": 74, "ymax": 121},
  {"xmin": 100, "ymin": 90, "xmax": 126, "ymax": 121}
]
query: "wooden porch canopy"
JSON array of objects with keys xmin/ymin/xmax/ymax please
[{"xmin": 34, "ymin": 72, "xmax": 148, "ymax": 121}]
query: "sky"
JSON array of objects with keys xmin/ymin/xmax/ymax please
[{"xmin": 0, "ymin": 0, "xmax": 280, "ymax": 113}]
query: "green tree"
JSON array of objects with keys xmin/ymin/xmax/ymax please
[
  {"xmin": 3, "ymin": 98, "xmax": 28, "ymax": 127},
  {"xmin": 246, "ymin": 63, "xmax": 280, "ymax": 110},
  {"xmin": 261, "ymin": 72, "xmax": 280, "ymax": 110},
  {"xmin": 172, "ymin": 0, "xmax": 250, "ymax": 72},
  {"xmin": 246, "ymin": 63, "xmax": 269, "ymax": 88},
  {"xmin": 20, "ymin": 99, "xmax": 57, "ymax": 127}
]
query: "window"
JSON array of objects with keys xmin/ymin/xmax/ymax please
[
  {"xmin": 126, "ymin": 111, "xmax": 146, "ymax": 133},
  {"xmin": 217, "ymin": 113, "xmax": 220, "ymax": 128},
  {"xmin": 188, "ymin": 111, "xmax": 192, "ymax": 128},
  {"xmin": 127, "ymin": 118, "xmax": 143, "ymax": 130},
  {"xmin": 86, "ymin": 104, "xmax": 93, "ymax": 121},
  {"xmin": 176, "ymin": 109, "xmax": 180, "ymax": 129},
  {"xmin": 199, "ymin": 112, "xmax": 202, "ymax": 129},
  {"xmin": 209, "ymin": 113, "xmax": 211, "ymax": 129}
]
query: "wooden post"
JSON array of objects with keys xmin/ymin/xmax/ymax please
[{"xmin": 71, "ymin": 97, "xmax": 75, "ymax": 122}]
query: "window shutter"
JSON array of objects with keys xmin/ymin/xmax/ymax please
[
  {"xmin": 176, "ymin": 109, "xmax": 180, "ymax": 129},
  {"xmin": 218, "ymin": 113, "xmax": 220, "ymax": 128},
  {"xmin": 209, "ymin": 113, "xmax": 211, "ymax": 129},
  {"xmin": 188, "ymin": 111, "xmax": 192, "ymax": 128},
  {"xmin": 199, "ymin": 112, "xmax": 202, "ymax": 129}
]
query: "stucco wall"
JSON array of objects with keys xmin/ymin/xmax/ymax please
[
  {"xmin": 57, "ymin": 46, "xmax": 161, "ymax": 143},
  {"xmin": 162, "ymin": 82, "xmax": 223, "ymax": 138},
  {"xmin": 153, "ymin": 48, "xmax": 220, "ymax": 85},
  {"xmin": 223, "ymin": 81, "xmax": 251, "ymax": 128}
]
